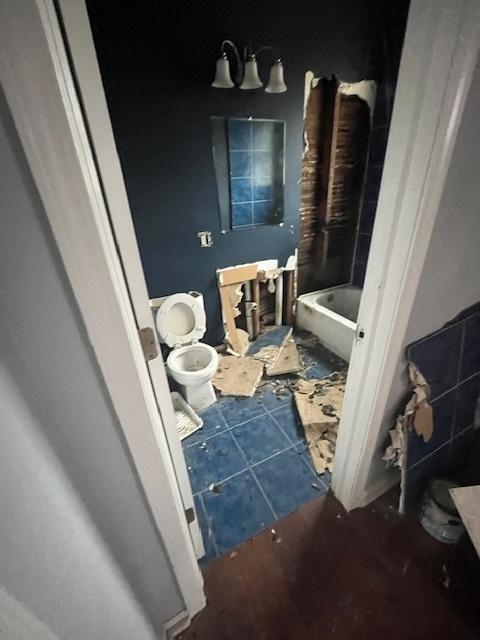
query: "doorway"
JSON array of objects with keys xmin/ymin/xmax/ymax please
[
  {"xmin": 60, "ymin": 0, "xmax": 408, "ymax": 563},
  {"xmin": 3, "ymin": 0, "xmax": 477, "ymax": 628},
  {"xmin": 53, "ymin": 0, "xmax": 478, "ymax": 575}
]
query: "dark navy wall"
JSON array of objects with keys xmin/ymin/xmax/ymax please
[
  {"xmin": 86, "ymin": 0, "xmax": 400, "ymax": 345},
  {"xmin": 352, "ymin": 1, "xmax": 408, "ymax": 287}
]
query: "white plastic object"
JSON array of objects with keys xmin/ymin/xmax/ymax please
[
  {"xmin": 156, "ymin": 292, "xmax": 206, "ymax": 348},
  {"xmin": 170, "ymin": 391, "xmax": 203, "ymax": 441}
]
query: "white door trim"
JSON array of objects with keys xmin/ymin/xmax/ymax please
[
  {"xmin": 56, "ymin": 0, "xmax": 205, "ymax": 560},
  {"xmin": 333, "ymin": 0, "xmax": 480, "ymax": 508},
  {"xmin": 0, "ymin": 0, "xmax": 204, "ymax": 630}
]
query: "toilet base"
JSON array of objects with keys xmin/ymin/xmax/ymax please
[{"xmin": 179, "ymin": 380, "xmax": 217, "ymax": 412}]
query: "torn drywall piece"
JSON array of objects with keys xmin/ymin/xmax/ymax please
[
  {"xmin": 225, "ymin": 327, "xmax": 249, "ymax": 357},
  {"xmin": 213, "ymin": 355, "xmax": 264, "ymax": 397},
  {"xmin": 217, "ymin": 262, "xmax": 258, "ymax": 287},
  {"xmin": 339, "ymin": 80, "xmax": 377, "ymax": 122},
  {"xmin": 228, "ymin": 284, "xmax": 244, "ymax": 319},
  {"xmin": 383, "ymin": 362, "xmax": 434, "ymax": 513},
  {"xmin": 408, "ymin": 362, "xmax": 433, "ymax": 442},
  {"xmin": 293, "ymin": 373, "xmax": 346, "ymax": 474},
  {"xmin": 266, "ymin": 338, "xmax": 303, "ymax": 376},
  {"xmin": 248, "ymin": 325, "xmax": 292, "ymax": 368}
]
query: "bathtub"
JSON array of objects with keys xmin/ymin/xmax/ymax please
[{"xmin": 296, "ymin": 285, "xmax": 362, "ymax": 362}]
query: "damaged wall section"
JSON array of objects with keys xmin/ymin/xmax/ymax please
[
  {"xmin": 298, "ymin": 76, "xmax": 372, "ymax": 294},
  {"xmin": 86, "ymin": 0, "xmax": 408, "ymax": 346},
  {"xmin": 400, "ymin": 305, "xmax": 480, "ymax": 510}
]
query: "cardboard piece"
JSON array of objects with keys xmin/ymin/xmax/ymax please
[{"xmin": 213, "ymin": 355, "xmax": 264, "ymax": 397}]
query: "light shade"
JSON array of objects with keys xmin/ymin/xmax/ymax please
[
  {"xmin": 240, "ymin": 56, "xmax": 263, "ymax": 90},
  {"xmin": 211, "ymin": 55, "xmax": 234, "ymax": 88},
  {"xmin": 265, "ymin": 60, "xmax": 287, "ymax": 93}
]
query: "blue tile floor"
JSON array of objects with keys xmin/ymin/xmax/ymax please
[{"xmin": 182, "ymin": 330, "xmax": 346, "ymax": 562}]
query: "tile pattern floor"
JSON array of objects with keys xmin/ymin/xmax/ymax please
[{"xmin": 183, "ymin": 332, "xmax": 346, "ymax": 562}]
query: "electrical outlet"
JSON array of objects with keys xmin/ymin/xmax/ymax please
[{"xmin": 197, "ymin": 231, "xmax": 213, "ymax": 248}]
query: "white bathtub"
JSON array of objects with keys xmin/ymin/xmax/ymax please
[{"xmin": 296, "ymin": 285, "xmax": 362, "ymax": 362}]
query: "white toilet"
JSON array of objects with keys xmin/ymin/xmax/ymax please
[{"xmin": 155, "ymin": 291, "xmax": 219, "ymax": 411}]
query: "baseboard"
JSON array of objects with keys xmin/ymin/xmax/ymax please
[
  {"xmin": 357, "ymin": 471, "xmax": 400, "ymax": 509},
  {"xmin": 164, "ymin": 610, "xmax": 191, "ymax": 639}
]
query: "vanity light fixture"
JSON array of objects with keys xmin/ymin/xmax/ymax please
[{"xmin": 211, "ymin": 41, "xmax": 287, "ymax": 93}]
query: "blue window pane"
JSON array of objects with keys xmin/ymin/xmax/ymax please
[
  {"xmin": 226, "ymin": 118, "xmax": 283, "ymax": 230},
  {"xmin": 253, "ymin": 121, "xmax": 275, "ymax": 150},
  {"xmin": 231, "ymin": 178, "xmax": 252, "ymax": 203},
  {"xmin": 253, "ymin": 150, "xmax": 274, "ymax": 177},
  {"xmin": 228, "ymin": 119, "xmax": 251, "ymax": 150},
  {"xmin": 229, "ymin": 151, "xmax": 252, "ymax": 178},
  {"xmin": 254, "ymin": 176, "xmax": 273, "ymax": 201},
  {"xmin": 254, "ymin": 200, "xmax": 273, "ymax": 225},
  {"xmin": 232, "ymin": 203, "xmax": 253, "ymax": 228}
]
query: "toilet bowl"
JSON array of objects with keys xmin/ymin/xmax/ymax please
[{"xmin": 155, "ymin": 291, "xmax": 218, "ymax": 411}]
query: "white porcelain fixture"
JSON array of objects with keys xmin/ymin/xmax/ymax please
[
  {"xmin": 265, "ymin": 60, "xmax": 287, "ymax": 93},
  {"xmin": 296, "ymin": 285, "xmax": 362, "ymax": 362},
  {"xmin": 155, "ymin": 291, "xmax": 218, "ymax": 411}
]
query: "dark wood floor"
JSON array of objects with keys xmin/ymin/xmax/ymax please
[{"xmin": 180, "ymin": 489, "xmax": 480, "ymax": 640}]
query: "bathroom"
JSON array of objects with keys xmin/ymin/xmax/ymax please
[{"xmin": 85, "ymin": 0, "xmax": 409, "ymax": 561}]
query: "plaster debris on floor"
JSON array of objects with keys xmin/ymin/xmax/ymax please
[
  {"xmin": 213, "ymin": 355, "xmax": 264, "ymax": 397},
  {"xmin": 182, "ymin": 327, "xmax": 347, "ymax": 561},
  {"xmin": 292, "ymin": 372, "xmax": 346, "ymax": 474}
]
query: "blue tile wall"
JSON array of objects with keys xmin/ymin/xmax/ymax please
[
  {"xmin": 228, "ymin": 118, "xmax": 284, "ymax": 229},
  {"xmin": 404, "ymin": 307, "xmax": 480, "ymax": 511},
  {"xmin": 351, "ymin": 80, "xmax": 395, "ymax": 288}
]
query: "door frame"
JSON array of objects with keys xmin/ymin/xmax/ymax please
[
  {"xmin": 333, "ymin": 0, "xmax": 479, "ymax": 507},
  {"xmin": 57, "ymin": 0, "xmax": 205, "ymax": 561},
  {"xmin": 0, "ymin": 0, "xmax": 204, "ymax": 634},
  {"xmin": 0, "ymin": 0, "xmax": 478, "ymax": 632}
]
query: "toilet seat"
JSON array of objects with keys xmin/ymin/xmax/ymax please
[{"xmin": 156, "ymin": 292, "xmax": 206, "ymax": 348}]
